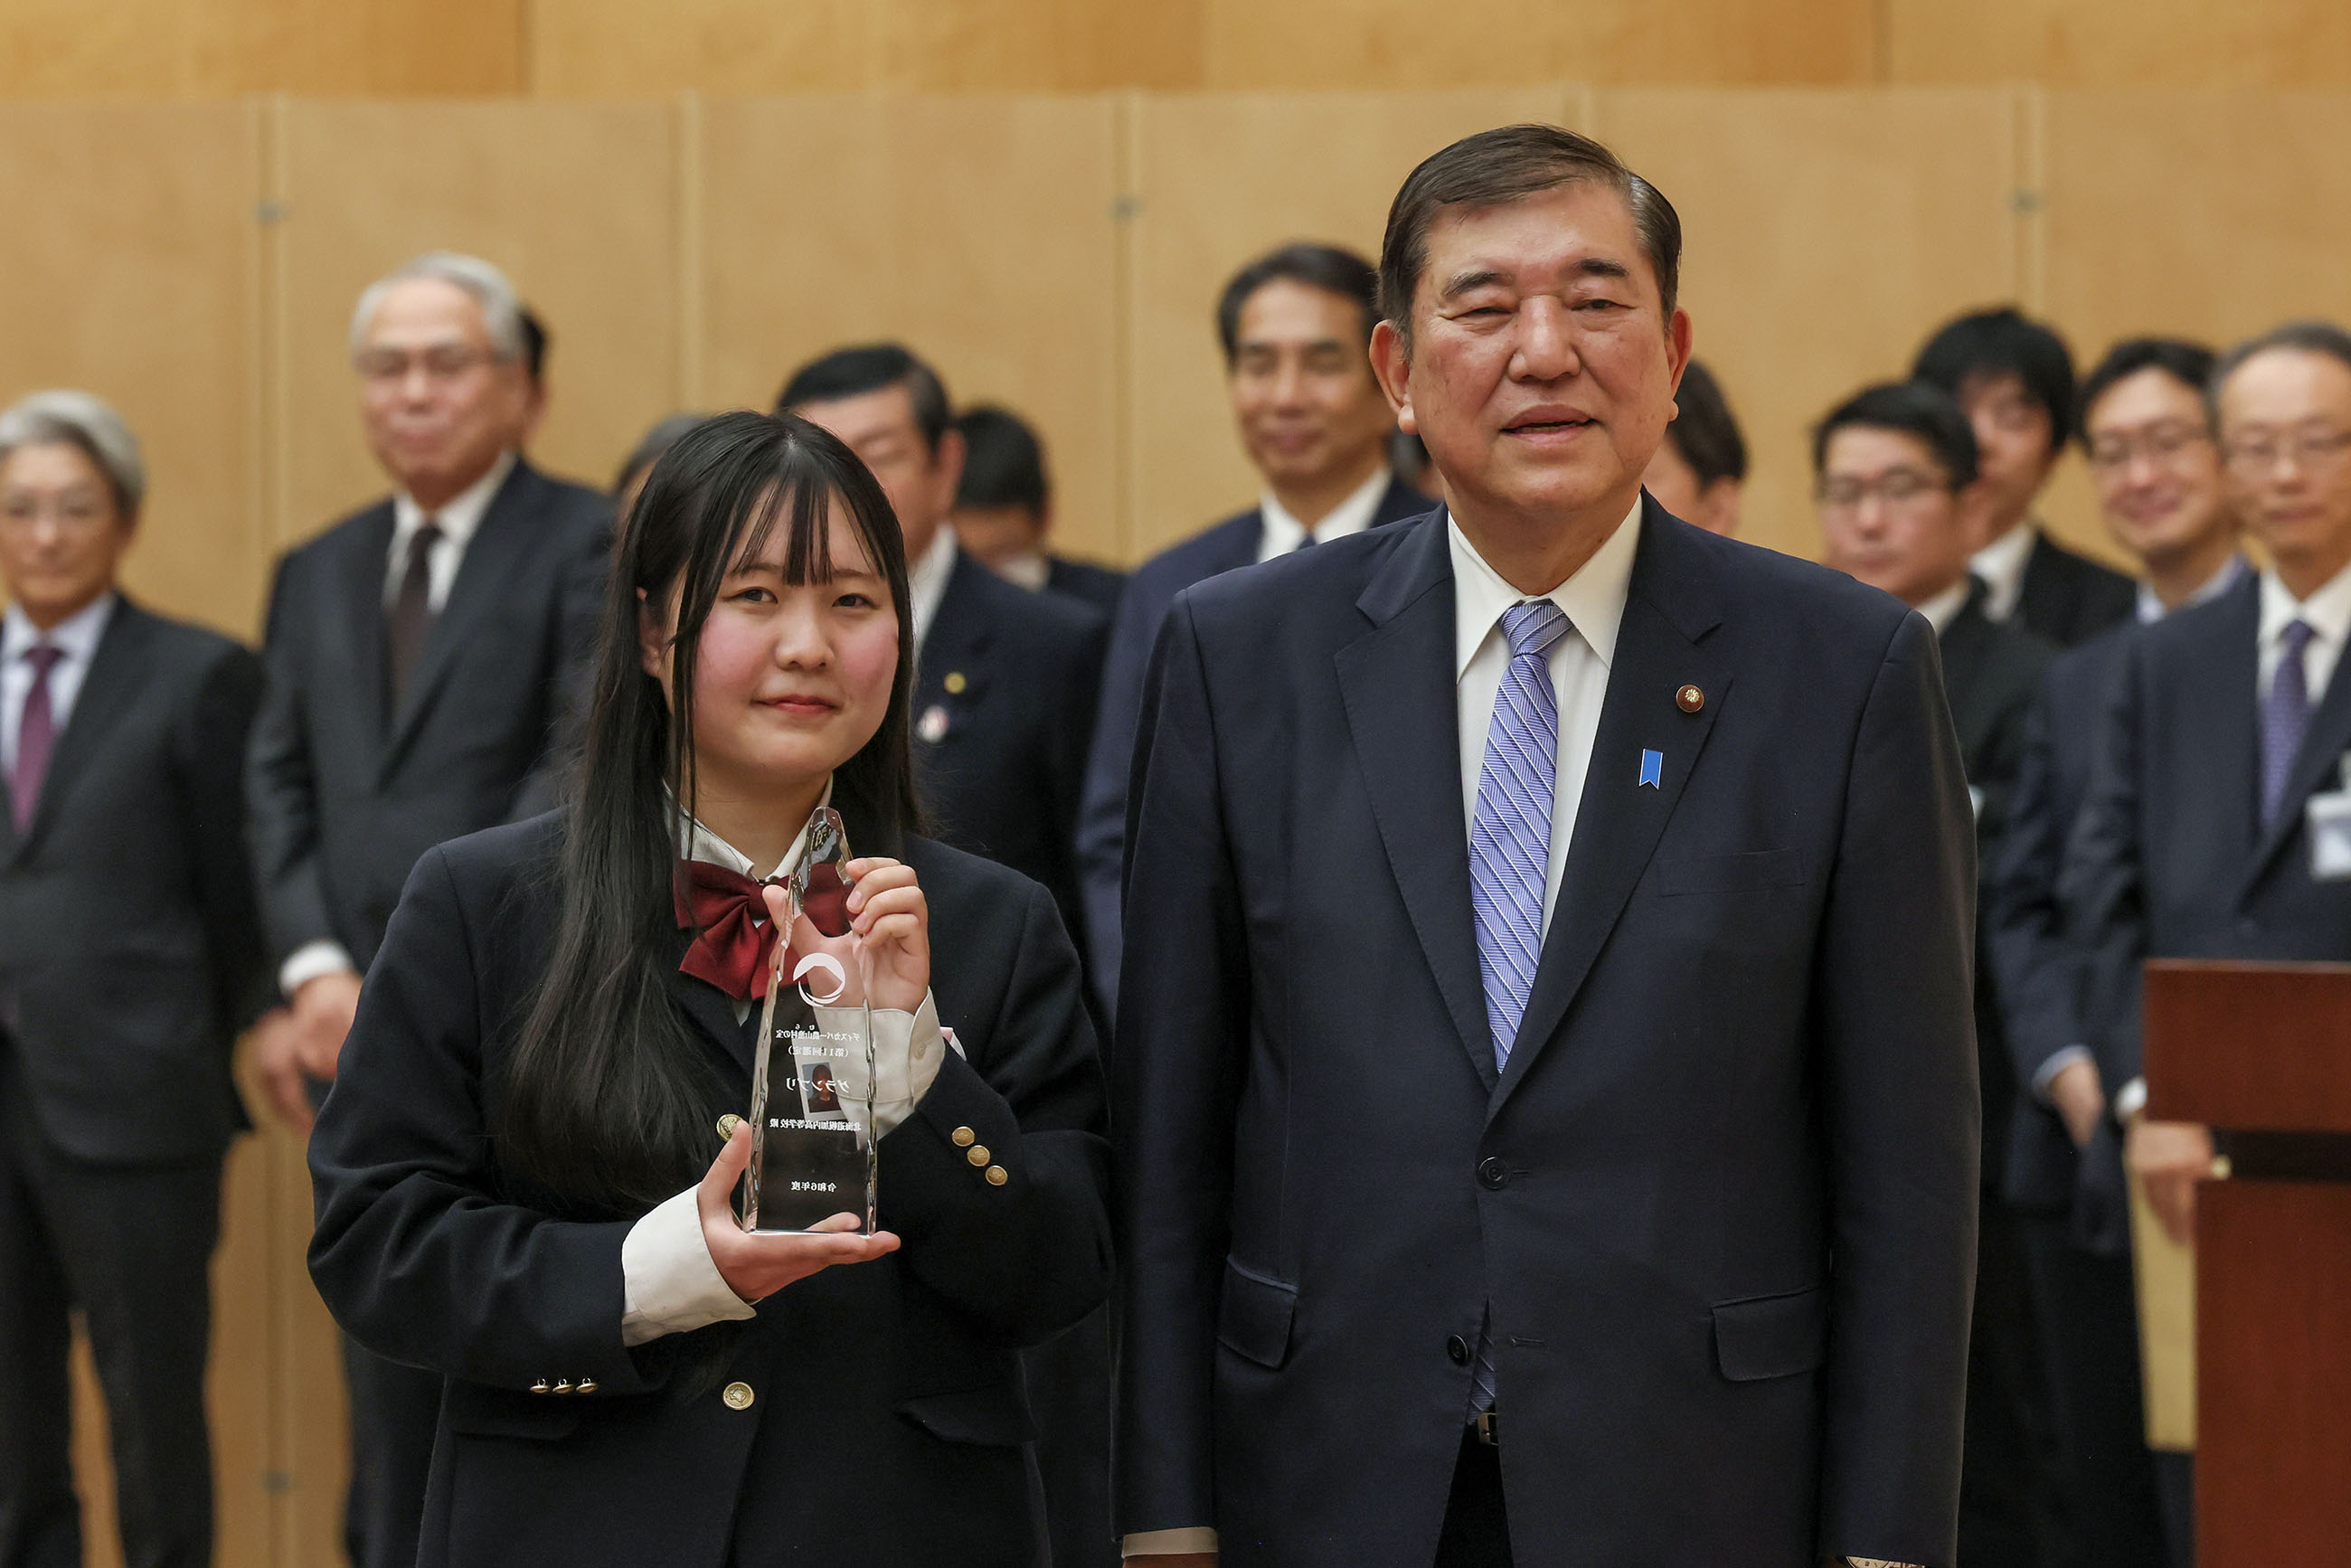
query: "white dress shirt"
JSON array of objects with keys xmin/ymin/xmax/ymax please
[
  {"xmin": 1912, "ymin": 576, "xmax": 1973, "ymax": 638},
  {"xmin": 618, "ymin": 794, "xmax": 948, "ymax": 1348},
  {"xmin": 278, "ymin": 451, "xmax": 519, "ymax": 999},
  {"xmin": 1, "ymin": 593, "xmax": 117, "ymax": 775},
  {"xmin": 988, "ymin": 548, "xmax": 1053, "ymax": 592},
  {"xmin": 1970, "ymin": 518, "xmax": 2040, "ymax": 624},
  {"xmin": 908, "ymin": 525, "xmax": 959, "ymax": 652},
  {"xmin": 1122, "ymin": 500, "xmax": 1643, "ymax": 1562},
  {"xmin": 1253, "ymin": 466, "xmax": 1392, "ymax": 562}
]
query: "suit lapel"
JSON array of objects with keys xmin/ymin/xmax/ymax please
[
  {"xmin": 665, "ymin": 926, "xmax": 757, "ymax": 1080},
  {"xmin": 381, "ymin": 461, "xmax": 539, "ymax": 779},
  {"xmin": 339, "ymin": 503, "xmax": 396, "ymax": 750},
  {"xmin": 9, "ymin": 598, "xmax": 155, "ymax": 868},
  {"xmin": 1333, "ymin": 517, "xmax": 1493, "ymax": 1088},
  {"xmin": 1493, "ymin": 506, "xmax": 1732, "ymax": 1111}
]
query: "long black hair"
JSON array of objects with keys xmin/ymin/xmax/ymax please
[{"xmin": 496, "ymin": 410, "xmax": 921, "ymax": 1214}]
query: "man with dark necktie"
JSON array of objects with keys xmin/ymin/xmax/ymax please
[
  {"xmin": 0, "ymin": 391, "xmax": 270, "ymax": 1568},
  {"xmin": 245, "ymin": 251, "xmax": 609, "ymax": 1568},
  {"xmin": 1115, "ymin": 125, "xmax": 1972, "ymax": 1568},
  {"xmin": 1079, "ymin": 242, "xmax": 1429, "ymax": 1011},
  {"xmin": 2064, "ymin": 319, "xmax": 2351, "ymax": 1565}
]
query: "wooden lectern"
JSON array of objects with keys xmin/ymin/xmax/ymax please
[{"xmin": 2142, "ymin": 959, "xmax": 2351, "ymax": 1566}]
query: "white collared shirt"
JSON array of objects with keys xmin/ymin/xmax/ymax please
[
  {"xmin": 2137, "ymin": 553, "xmax": 2248, "ymax": 626},
  {"xmin": 1, "ymin": 592, "xmax": 116, "ymax": 775},
  {"xmin": 619, "ymin": 790, "xmax": 949, "ymax": 1348},
  {"xmin": 385, "ymin": 449, "xmax": 515, "ymax": 613},
  {"xmin": 1451, "ymin": 497, "xmax": 1642, "ymax": 933},
  {"xmin": 907, "ymin": 525, "xmax": 958, "ymax": 651},
  {"xmin": 2258, "ymin": 557, "xmax": 2351, "ymax": 708},
  {"xmin": 1912, "ymin": 576, "xmax": 1974, "ymax": 638},
  {"xmin": 1253, "ymin": 466, "xmax": 1392, "ymax": 562},
  {"xmin": 1970, "ymin": 518, "xmax": 2039, "ymax": 624},
  {"xmin": 987, "ymin": 548, "xmax": 1052, "ymax": 592}
]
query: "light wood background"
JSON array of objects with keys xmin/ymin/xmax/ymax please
[{"xmin": 4, "ymin": 82, "xmax": 2350, "ymax": 1568}]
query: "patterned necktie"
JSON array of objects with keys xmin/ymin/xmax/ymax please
[
  {"xmin": 389, "ymin": 519, "xmax": 443, "ymax": 708},
  {"xmin": 11, "ymin": 643, "xmax": 63, "ymax": 834},
  {"xmin": 1470, "ymin": 600, "xmax": 1571, "ymax": 1069},
  {"xmin": 2261, "ymin": 619, "xmax": 2316, "ymax": 829}
]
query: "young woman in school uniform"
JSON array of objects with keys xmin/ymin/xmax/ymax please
[{"xmin": 307, "ymin": 411, "xmax": 1111, "ymax": 1568}]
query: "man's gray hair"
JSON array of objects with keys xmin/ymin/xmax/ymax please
[
  {"xmin": 0, "ymin": 389, "xmax": 146, "ymax": 514},
  {"xmin": 2208, "ymin": 319, "xmax": 2351, "ymax": 421},
  {"xmin": 347, "ymin": 250, "xmax": 526, "ymax": 363}
]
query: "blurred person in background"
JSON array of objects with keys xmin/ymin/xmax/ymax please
[
  {"xmin": 0, "ymin": 391, "xmax": 271, "ymax": 1568},
  {"xmin": 1079, "ymin": 242, "xmax": 1429, "ymax": 1012},
  {"xmin": 1817, "ymin": 378, "xmax": 2060, "ymax": 1568},
  {"xmin": 1988, "ymin": 336, "xmax": 2240, "ymax": 1568},
  {"xmin": 518, "ymin": 305, "xmax": 552, "ymax": 448},
  {"xmin": 244, "ymin": 251, "xmax": 611, "ymax": 1568},
  {"xmin": 2065, "ymin": 320, "xmax": 2351, "ymax": 1566},
  {"xmin": 1639, "ymin": 358, "xmax": 1745, "ymax": 535},
  {"xmin": 613, "ymin": 411, "xmax": 709, "ymax": 529},
  {"xmin": 950, "ymin": 403, "xmax": 1126, "ymax": 621},
  {"xmin": 1915, "ymin": 307, "xmax": 2137, "ymax": 647}
]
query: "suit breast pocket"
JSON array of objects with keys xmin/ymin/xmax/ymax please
[{"xmin": 1657, "ymin": 849, "xmax": 1807, "ymax": 898}]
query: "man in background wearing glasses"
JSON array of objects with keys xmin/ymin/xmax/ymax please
[
  {"xmin": 1987, "ymin": 336, "xmax": 2242, "ymax": 1568},
  {"xmin": 245, "ymin": 250, "xmax": 609, "ymax": 1568},
  {"xmin": 1815, "ymin": 377, "xmax": 2059, "ymax": 1567},
  {"xmin": 2065, "ymin": 319, "xmax": 2351, "ymax": 1568}
]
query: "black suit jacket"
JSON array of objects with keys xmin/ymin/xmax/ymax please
[
  {"xmin": 306, "ymin": 815, "xmax": 1112, "ymax": 1568},
  {"xmin": 1045, "ymin": 554, "xmax": 1127, "ymax": 622},
  {"xmin": 0, "ymin": 599, "xmax": 267, "ymax": 1163},
  {"xmin": 2014, "ymin": 532, "xmax": 2138, "ymax": 650},
  {"xmin": 1077, "ymin": 474, "xmax": 1429, "ymax": 1006},
  {"xmin": 1115, "ymin": 502, "xmax": 1978, "ymax": 1567},
  {"xmin": 914, "ymin": 548, "xmax": 1106, "ymax": 970},
  {"xmin": 1939, "ymin": 591, "xmax": 2055, "ymax": 1193},
  {"xmin": 2066, "ymin": 572, "xmax": 2351, "ymax": 1095},
  {"xmin": 1986, "ymin": 626, "xmax": 2136, "ymax": 1213},
  {"xmin": 247, "ymin": 458, "xmax": 609, "ymax": 973}
]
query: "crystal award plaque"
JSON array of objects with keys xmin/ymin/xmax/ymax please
[{"xmin": 740, "ymin": 808, "xmax": 878, "ymax": 1234}]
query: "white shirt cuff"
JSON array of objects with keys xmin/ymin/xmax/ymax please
[
  {"xmin": 811, "ymin": 991, "xmax": 945, "ymax": 1138},
  {"xmin": 2114, "ymin": 1075, "xmax": 2149, "ymax": 1122},
  {"xmin": 2031, "ymin": 1044, "xmax": 2096, "ymax": 1104},
  {"xmin": 1124, "ymin": 1526, "xmax": 1219, "ymax": 1555},
  {"xmin": 619, "ymin": 1185, "xmax": 757, "ymax": 1347},
  {"xmin": 279, "ymin": 939, "xmax": 358, "ymax": 1000}
]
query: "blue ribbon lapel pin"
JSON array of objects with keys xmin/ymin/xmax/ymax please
[{"xmin": 1638, "ymin": 749, "xmax": 1664, "ymax": 789}]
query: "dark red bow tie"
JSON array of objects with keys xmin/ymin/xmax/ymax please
[{"xmin": 675, "ymin": 860, "xmax": 788, "ymax": 1000}]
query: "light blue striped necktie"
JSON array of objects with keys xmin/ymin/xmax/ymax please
[{"xmin": 1465, "ymin": 598, "xmax": 1568, "ymax": 1415}]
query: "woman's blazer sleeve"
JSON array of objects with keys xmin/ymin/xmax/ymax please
[{"xmin": 307, "ymin": 844, "xmax": 659, "ymax": 1397}]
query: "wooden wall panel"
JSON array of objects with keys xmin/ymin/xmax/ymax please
[
  {"xmin": 697, "ymin": 94, "xmax": 1124, "ymax": 562},
  {"xmin": 275, "ymin": 99, "xmax": 683, "ymax": 543},
  {"xmin": 1123, "ymin": 87, "xmax": 1576, "ymax": 561},
  {"xmin": 1888, "ymin": 0, "xmax": 2351, "ymax": 90},
  {"xmin": 1591, "ymin": 89, "xmax": 2023, "ymax": 562}
]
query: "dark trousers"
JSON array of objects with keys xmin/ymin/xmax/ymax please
[
  {"xmin": 1433, "ymin": 1430, "xmax": 1511, "ymax": 1568},
  {"xmin": 2152, "ymin": 1451, "xmax": 2194, "ymax": 1568},
  {"xmin": 340, "ymin": 1338, "xmax": 442, "ymax": 1568},
  {"xmin": 1959, "ymin": 1197, "xmax": 2062, "ymax": 1567},
  {"xmin": 0, "ymin": 1046, "xmax": 222, "ymax": 1568},
  {"xmin": 2017, "ymin": 1213, "xmax": 2171, "ymax": 1568},
  {"xmin": 1018, "ymin": 1305, "xmax": 1115, "ymax": 1568}
]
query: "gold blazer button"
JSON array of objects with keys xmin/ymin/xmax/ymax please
[
  {"xmin": 722, "ymin": 1382, "xmax": 755, "ymax": 1411},
  {"xmin": 986, "ymin": 1165, "xmax": 1009, "ymax": 1186},
  {"xmin": 951, "ymin": 1126, "xmax": 977, "ymax": 1147},
  {"xmin": 967, "ymin": 1145, "xmax": 992, "ymax": 1167}
]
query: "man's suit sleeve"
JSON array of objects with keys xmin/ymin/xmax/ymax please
[
  {"xmin": 1076, "ymin": 574, "xmax": 1157, "ymax": 1013},
  {"xmin": 247, "ymin": 553, "xmax": 338, "ymax": 967},
  {"xmin": 177, "ymin": 641, "xmax": 273, "ymax": 1034},
  {"xmin": 1043, "ymin": 607, "xmax": 1109, "ymax": 969},
  {"xmin": 1110, "ymin": 593, "xmax": 1249, "ymax": 1538},
  {"xmin": 1814, "ymin": 612, "xmax": 1978, "ymax": 1568},
  {"xmin": 1984, "ymin": 675, "xmax": 2087, "ymax": 1091},
  {"xmin": 2058, "ymin": 640, "xmax": 2152, "ymax": 1094}
]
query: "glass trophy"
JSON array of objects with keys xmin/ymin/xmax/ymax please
[{"xmin": 740, "ymin": 808, "xmax": 879, "ymax": 1234}]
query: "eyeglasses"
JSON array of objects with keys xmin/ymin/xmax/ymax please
[
  {"xmin": 2221, "ymin": 427, "xmax": 2351, "ymax": 476},
  {"xmin": 1818, "ymin": 469, "xmax": 1955, "ymax": 513},
  {"xmin": 2088, "ymin": 422, "xmax": 2212, "ymax": 473},
  {"xmin": 353, "ymin": 345, "xmax": 499, "ymax": 384},
  {"xmin": 0, "ymin": 493, "xmax": 116, "ymax": 532}
]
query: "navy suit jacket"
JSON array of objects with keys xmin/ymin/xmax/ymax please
[
  {"xmin": 1045, "ymin": 554, "xmax": 1128, "ymax": 622},
  {"xmin": 2016, "ymin": 532, "xmax": 2137, "ymax": 650},
  {"xmin": 2065, "ymin": 573, "xmax": 2351, "ymax": 1096},
  {"xmin": 1077, "ymin": 474, "xmax": 1428, "ymax": 1007},
  {"xmin": 1986, "ymin": 625, "xmax": 2136, "ymax": 1214},
  {"xmin": 1113, "ymin": 501, "xmax": 1978, "ymax": 1567}
]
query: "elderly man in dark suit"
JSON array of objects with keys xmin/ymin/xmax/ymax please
[
  {"xmin": 246, "ymin": 251, "xmax": 609, "ymax": 1568},
  {"xmin": 1913, "ymin": 307, "xmax": 2139, "ymax": 649},
  {"xmin": 0, "ymin": 391, "xmax": 270, "ymax": 1568},
  {"xmin": 1115, "ymin": 125, "xmax": 1975, "ymax": 1568},
  {"xmin": 1079, "ymin": 242, "xmax": 1428, "ymax": 1011},
  {"xmin": 2064, "ymin": 319, "xmax": 2351, "ymax": 1566}
]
